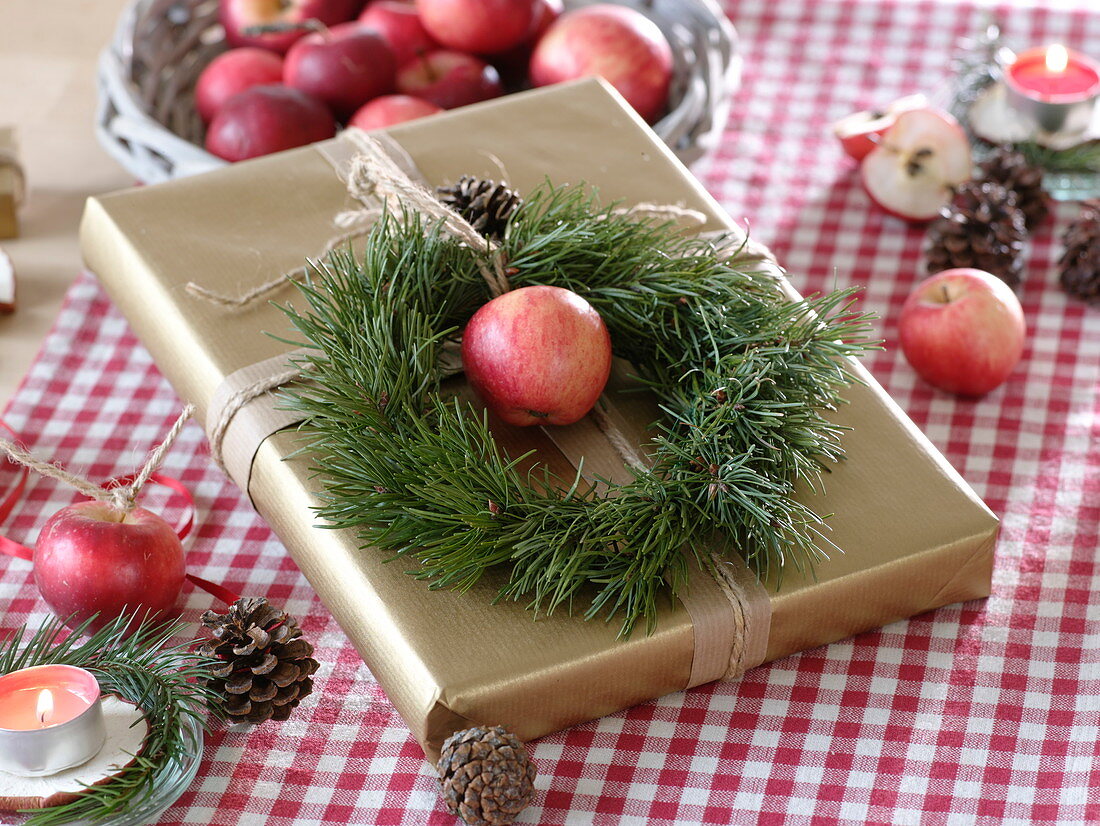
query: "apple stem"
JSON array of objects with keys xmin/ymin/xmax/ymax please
[
  {"xmin": 186, "ymin": 573, "xmax": 241, "ymax": 607},
  {"xmin": 941, "ymin": 283, "xmax": 952, "ymax": 303}
]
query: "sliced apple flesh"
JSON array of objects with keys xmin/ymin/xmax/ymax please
[{"xmin": 860, "ymin": 108, "xmax": 971, "ymax": 223}]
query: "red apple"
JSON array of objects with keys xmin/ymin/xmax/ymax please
[
  {"xmin": 415, "ymin": 0, "xmax": 539, "ymax": 55},
  {"xmin": 898, "ymin": 268, "xmax": 1025, "ymax": 396},
  {"xmin": 462, "ymin": 285, "xmax": 613, "ymax": 426},
  {"xmin": 861, "ymin": 108, "xmax": 971, "ymax": 222},
  {"xmin": 220, "ymin": 0, "xmax": 363, "ymax": 54},
  {"xmin": 529, "ymin": 4, "xmax": 673, "ymax": 124},
  {"xmin": 34, "ymin": 502, "xmax": 187, "ymax": 631},
  {"xmin": 205, "ymin": 85, "xmax": 336, "ymax": 162},
  {"xmin": 348, "ymin": 94, "xmax": 443, "ymax": 129},
  {"xmin": 396, "ymin": 50, "xmax": 503, "ymax": 109},
  {"xmin": 195, "ymin": 48, "xmax": 285, "ymax": 124},
  {"xmin": 284, "ymin": 23, "xmax": 396, "ymax": 118},
  {"xmin": 358, "ymin": 0, "xmax": 439, "ymax": 67},
  {"xmin": 832, "ymin": 93, "xmax": 928, "ymax": 161},
  {"xmin": 491, "ymin": 0, "xmax": 563, "ymax": 82}
]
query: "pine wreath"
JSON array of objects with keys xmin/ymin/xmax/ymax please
[
  {"xmin": 281, "ymin": 180, "xmax": 876, "ymax": 635},
  {"xmin": 0, "ymin": 612, "xmax": 220, "ymax": 826}
]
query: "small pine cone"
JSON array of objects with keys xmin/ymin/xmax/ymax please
[
  {"xmin": 199, "ymin": 596, "xmax": 320, "ymax": 724},
  {"xmin": 978, "ymin": 145, "xmax": 1050, "ymax": 231},
  {"xmin": 437, "ymin": 176, "xmax": 523, "ymax": 242},
  {"xmin": 926, "ymin": 181, "xmax": 1028, "ymax": 289},
  {"xmin": 1059, "ymin": 199, "xmax": 1100, "ymax": 304},
  {"xmin": 437, "ymin": 726, "xmax": 536, "ymax": 826}
]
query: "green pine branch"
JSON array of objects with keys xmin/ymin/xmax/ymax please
[{"xmin": 280, "ymin": 182, "xmax": 878, "ymax": 635}]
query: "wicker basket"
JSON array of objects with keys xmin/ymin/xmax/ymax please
[{"xmin": 96, "ymin": 0, "xmax": 740, "ymax": 184}]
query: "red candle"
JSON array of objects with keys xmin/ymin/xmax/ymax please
[{"xmin": 1007, "ymin": 45, "xmax": 1100, "ymax": 102}]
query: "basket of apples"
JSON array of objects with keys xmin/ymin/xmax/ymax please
[{"xmin": 95, "ymin": 0, "xmax": 739, "ymax": 184}]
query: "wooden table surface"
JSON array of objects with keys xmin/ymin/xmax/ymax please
[{"xmin": 0, "ymin": 0, "xmax": 132, "ymax": 407}]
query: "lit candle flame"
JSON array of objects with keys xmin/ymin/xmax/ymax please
[
  {"xmin": 1046, "ymin": 44, "xmax": 1069, "ymax": 74},
  {"xmin": 36, "ymin": 688, "xmax": 54, "ymax": 726}
]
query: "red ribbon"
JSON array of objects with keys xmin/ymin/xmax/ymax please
[
  {"xmin": 0, "ymin": 420, "xmax": 239, "ymax": 605},
  {"xmin": 0, "ymin": 420, "xmax": 30, "ymax": 562}
]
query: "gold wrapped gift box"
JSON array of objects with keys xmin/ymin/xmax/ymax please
[{"xmin": 81, "ymin": 79, "xmax": 998, "ymax": 759}]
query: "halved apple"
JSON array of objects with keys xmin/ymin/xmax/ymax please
[
  {"xmin": 832, "ymin": 93, "xmax": 928, "ymax": 161},
  {"xmin": 860, "ymin": 108, "xmax": 971, "ymax": 223}
]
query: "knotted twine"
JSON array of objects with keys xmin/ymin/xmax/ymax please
[{"xmin": 0, "ymin": 406, "xmax": 194, "ymax": 514}]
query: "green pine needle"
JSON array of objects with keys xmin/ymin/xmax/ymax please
[
  {"xmin": 0, "ymin": 612, "xmax": 221, "ymax": 826},
  {"xmin": 280, "ymin": 182, "xmax": 879, "ymax": 636}
]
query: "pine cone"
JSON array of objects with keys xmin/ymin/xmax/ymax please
[
  {"xmin": 1059, "ymin": 199, "xmax": 1100, "ymax": 304},
  {"xmin": 926, "ymin": 181, "xmax": 1028, "ymax": 289},
  {"xmin": 978, "ymin": 145, "xmax": 1050, "ymax": 231},
  {"xmin": 437, "ymin": 176, "xmax": 522, "ymax": 242},
  {"xmin": 199, "ymin": 597, "xmax": 320, "ymax": 724},
  {"xmin": 437, "ymin": 726, "xmax": 536, "ymax": 826}
]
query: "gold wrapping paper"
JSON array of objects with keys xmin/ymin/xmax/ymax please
[{"xmin": 80, "ymin": 79, "xmax": 999, "ymax": 760}]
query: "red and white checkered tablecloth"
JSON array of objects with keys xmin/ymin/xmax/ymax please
[{"xmin": 3, "ymin": 0, "xmax": 1100, "ymax": 823}]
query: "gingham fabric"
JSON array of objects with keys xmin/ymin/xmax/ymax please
[{"xmin": 2, "ymin": 0, "xmax": 1099, "ymax": 823}]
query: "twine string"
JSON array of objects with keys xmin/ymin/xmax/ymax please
[
  {"xmin": 609, "ymin": 202, "xmax": 708, "ymax": 226},
  {"xmin": 341, "ymin": 132, "xmax": 511, "ymax": 297},
  {"xmin": 207, "ymin": 364, "xmax": 307, "ymax": 473},
  {"xmin": 183, "ymin": 208, "xmax": 383, "ymax": 310},
  {"xmin": 0, "ymin": 405, "xmax": 194, "ymax": 513}
]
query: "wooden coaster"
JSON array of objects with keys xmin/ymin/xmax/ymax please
[{"xmin": 0, "ymin": 695, "xmax": 148, "ymax": 811}]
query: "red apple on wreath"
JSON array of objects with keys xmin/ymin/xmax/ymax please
[{"xmin": 462, "ymin": 285, "xmax": 613, "ymax": 427}]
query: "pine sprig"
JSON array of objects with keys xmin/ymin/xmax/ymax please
[
  {"xmin": 280, "ymin": 182, "xmax": 878, "ymax": 635},
  {"xmin": 0, "ymin": 613, "xmax": 221, "ymax": 826}
]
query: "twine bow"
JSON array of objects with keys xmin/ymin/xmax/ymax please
[
  {"xmin": 0, "ymin": 406, "xmax": 194, "ymax": 513},
  {"xmin": 339, "ymin": 130, "xmax": 513, "ymax": 297}
]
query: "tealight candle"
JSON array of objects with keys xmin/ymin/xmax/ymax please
[
  {"xmin": 1005, "ymin": 44, "xmax": 1100, "ymax": 133},
  {"xmin": 0, "ymin": 665, "xmax": 106, "ymax": 777}
]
